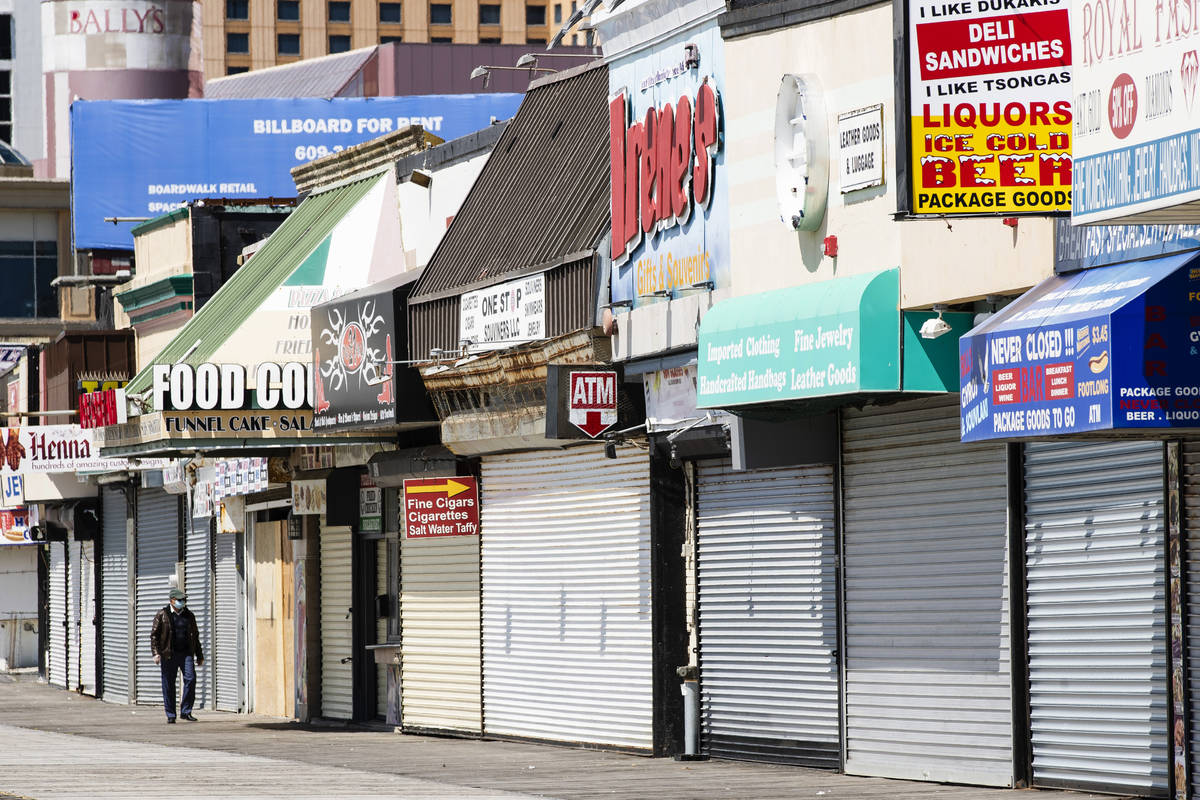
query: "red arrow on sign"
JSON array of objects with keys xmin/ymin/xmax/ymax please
[{"xmin": 576, "ymin": 410, "xmax": 610, "ymax": 438}]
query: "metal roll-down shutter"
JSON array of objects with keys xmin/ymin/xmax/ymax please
[
  {"xmin": 100, "ymin": 487, "xmax": 130, "ymax": 704},
  {"xmin": 135, "ymin": 488, "xmax": 179, "ymax": 705},
  {"xmin": 1182, "ymin": 440, "xmax": 1200, "ymax": 799},
  {"xmin": 481, "ymin": 445, "xmax": 653, "ymax": 750},
  {"xmin": 695, "ymin": 459, "xmax": 839, "ymax": 766},
  {"xmin": 213, "ymin": 531, "xmax": 243, "ymax": 712},
  {"xmin": 185, "ymin": 515, "xmax": 212, "ymax": 710},
  {"xmin": 320, "ymin": 523, "xmax": 354, "ymax": 720},
  {"xmin": 1025, "ymin": 440, "xmax": 1168, "ymax": 796},
  {"xmin": 48, "ymin": 541, "xmax": 67, "ymax": 688},
  {"xmin": 842, "ymin": 397, "xmax": 1012, "ymax": 786},
  {"xmin": 401, "ymin": 504, "xmax": 480, "ymax": 734},
  {"xmin": 78, "ymin": 539, "xmax": 97, "ymax": 696}
]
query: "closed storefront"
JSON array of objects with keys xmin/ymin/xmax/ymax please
[
  {"xmin": 695, "ymin": 458, "xmax": 839, "ymax": 767},
  {"xmin": 1025, "ymin": 440, "xmax": 1168, "ymax": 796},
  {"xmin": 400, "ymin": 513, "xmax": 480, "ymax": 734},
  {"xmin": 842, "ymin": 397, "xmax": 1012, "ymax": 786},
  {"xmin": 213, "ymin": 531, "xmax": 244, "ymax": 712},
  {"xmin": 134, "ymin": 487, "xmax": 180, "ymax": 704},
  {"xmin": 480, "ymin": 445, "xmax": 653, "ymax": 750},
  {"xmin": 100, "ymin": 487, "xmax": 131, "ymax": 704},
  {"xmin": 376, "ymin": 537, "xmax": 389, "ymax": 720},
  {"xmin": 74, "ymin": 536, "xmax": 97, "ymax": 696},
  {"xmin": 185, "ymin": 513, "xmax": 212, "ymax": 710},
  {"xmin": 47, "ymin": 541, "xmax": 67, "ymax": 688},
  {"xmin": 320, "ymin": 522, "xmax": 354, "ymax": 720},
  {"xmin": 1184, "ymin": 440, "xmax": 1200, "ymax": 799}
]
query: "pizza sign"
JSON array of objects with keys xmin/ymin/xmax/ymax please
[{"xmin": 569, "ymin": 371, "xmax": 617, "ymax": 438}]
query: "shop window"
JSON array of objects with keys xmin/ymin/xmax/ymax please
[
  {"xmin": 380, "ymin": 35, "xmax": 403, "ymax": 43},
  {"xmin": 225, "ymin": 0, "xmax": 248, "ymax": 18},
  {"xmin": 526, "ymin": 4, "xmax": 545, "ymax": 25},
  {"xmin": 0, "ymin": 16, "xmax": 11, "ymax": 60},
  {"xmin": 277, "ymin": 0, "xmax": 300, "ymax": 20},
  {"xmin": 328, "ymin": 1, "xmax": 351, "ymax": 21},
  {"xmin": 0, "ymin": 70, "xmax": 11, "ymax": 144},
  {"xmin": 0, "ymin": 241, "xmax": 58, "ymax": 318},
  {"xmin": 226, "ymin": 32, "xmax": 249, "ymax": 53},
  {"xmin": 479, "ymin": 4, "xmax": 500, "ymax": 24},
  {"xmin": 277, "ymin": 32, "xmax": 300, "ymax": 54},
  {"xmin": 329, "ymin": 34, "xmax": 351, "ymax": 52},
  {"xmin": 526, "ymin": 36, "xmax": 545, "ymax": 43},
  {"xmin": 379, "ymin": 1, "xmax": 402, "ymax": 22},
  {"xmin": 430, "ymin": 3, "xmax": 451, "ymax": 24}
]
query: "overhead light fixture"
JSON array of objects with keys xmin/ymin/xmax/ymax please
[
  {"xmin": 678, "ymin": 280, "xmax": 713, "ymax": 293},
  {"xmin": 604, "ymin": 299, "xmax": 633, "ymax": 309},
  {"xmin": 515, "ymin": 52, "xmax": 598, "ymax": 69},
  {"xmin": 639, "ymin": 289, "xmax": 672, "ymax": 300},
  {"xmin": 408, "ymin": 169, "xmax": 432, "ymax": 188},
  {"xmin": 470, "ymin": 63, "xmax": 555, "ymax": 89},
  {"xmin": 919, "ymin": 304, "xmax": 952, "ymax": 340}
]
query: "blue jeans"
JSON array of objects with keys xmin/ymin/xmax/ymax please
[{"xmin": 160, "ymin": 654, "xmax": 196, "ymax": 719}]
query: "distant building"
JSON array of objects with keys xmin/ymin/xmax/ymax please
[{"xmin": 205, "ymin": 0, "xmax": 560, "ymax": 81}]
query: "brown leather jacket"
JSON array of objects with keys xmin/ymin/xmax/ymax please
[{"xmin": 150, "ymin": 605, "xmax": 204, "ymax": 663}]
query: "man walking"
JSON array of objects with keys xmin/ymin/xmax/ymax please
[{"xmin": 151, "ymin": 588, "xmax": 204, "ymax": 724}]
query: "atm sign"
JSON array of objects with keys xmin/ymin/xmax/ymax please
[{"xmin": 569, "ymin": 371, "xmax": 617, "ymax": 438}]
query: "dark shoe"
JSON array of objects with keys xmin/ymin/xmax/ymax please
[
  {"xmin": 167, "ymin": 717, "xmax": 176, "ymax": 724},
  {"xmin": 181, "ymin": 713, "xmax": 198, "ymax": 722}
]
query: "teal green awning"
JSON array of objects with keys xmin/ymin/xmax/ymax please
[
  {"xmin": 125, "ymin": 171, "xmax": 386, "ymax": 398},
  {"xmin": 697, "ymin": 269, "xmax": 901, "ymax": 409}
]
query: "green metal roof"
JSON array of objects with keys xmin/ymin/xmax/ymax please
[{"xmin": 126, "ymin": 172, "xmax": 386, "ymax": 398}]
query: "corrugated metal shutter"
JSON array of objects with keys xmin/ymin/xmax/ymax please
[
  {"xmin": 68, "ymin": 539, "xmax": 80, "ymax": 690},
  {"xmin": 185, "ymin": 516, "xmax": 212, "ymax": 710},
  {"xmin": 480, "ymin": 445, "xmax": 653, "ymax": 749},
  {"xmin": 213, "ymin": 532, "xmax": 243, "ymax": 712},
  {"xmin": 401, "ymin": 511, "xmax": 480, "ymax": 733},
  {"xmin": 1183, "ymin": 441, "xmax": 1200, "ymax": 799},
  {"xmin": 695, "ymin": 459, "xmax": 839, "ymax": 767},
  {"xmin": 48, "ymin": 542, "xmax": 67, "ymax": 687},
  {"xmin": 135, "ymin": 488, "xmax": 179, "ymax": 705},
  {"xmin": 320, "ymin": 523, "xmax": 354, "ymax": 720},
  {"xmin": 78, "ymin": 539, "xmax": 97, "ymax": 696},
  {"xmin": 100, "ymin": 487, "xmax": 130, "ymax": 704},
  {"xmin": 842, "ymin": 397, "xmax": 1012, "ymax": 786},
  {"xmin": 376, "ymin": 537, "xmax": 388, "ymax": 719},
  {"xmin": 1025, "ymin": 440, "xmax": 1168, "ymax": 796}
]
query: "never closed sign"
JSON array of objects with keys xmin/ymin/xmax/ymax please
[{"xmin": 569, "ymin": 371, "xmax": 617, "ymax": 438}]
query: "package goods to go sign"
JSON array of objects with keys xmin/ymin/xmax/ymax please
[{"xmin": 152, "ymin": 362, "xmax": 313, "ymax": 412}]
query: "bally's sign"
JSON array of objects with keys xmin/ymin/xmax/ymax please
[{"xmin": 609, "ymin": 79, "xmax": 721, "ymax": 267}]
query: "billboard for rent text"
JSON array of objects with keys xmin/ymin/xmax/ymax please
[
  {"xmin": 907, "ymin": 0, "xmax": 1073, "ymax": 215},
  {"xmin": 71, "ymin": 94, "xmax": 523, "ymax": 250}
]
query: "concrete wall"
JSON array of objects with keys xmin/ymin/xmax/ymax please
[{"xmin": 721, "ymin": 3, "xmax": 1054, "ymax": 309}]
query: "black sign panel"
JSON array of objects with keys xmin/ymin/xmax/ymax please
[{"xmin": 311, "ymin": 288, "xmax": 398, "ymax": 431}]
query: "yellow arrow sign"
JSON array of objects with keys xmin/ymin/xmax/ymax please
[{"xmin": 405, "ymin": 479, "xmax": 471, "ymax": 499}]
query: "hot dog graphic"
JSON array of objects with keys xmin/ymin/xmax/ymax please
[{"xmin": 1088, "ymin": 350, "xmax": 1109, "ymax": 374}]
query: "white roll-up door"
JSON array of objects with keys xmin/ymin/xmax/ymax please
[
  {"xmin": 401, "ymin": 506, "xmax": 480, "ymax": 733},
  {"xmin": 48, "ymin": 541, "xmax": 67, "ymax": 688},
  {"xmin": 135, "ymin": 488, "xmax": 179, "ymax": 705},
  {"xmin": 481, "ymin": 445, "xmax": 653, "ymax": 749},
  {"xmin": 78, "ymin": 539, "xmax": 97, "ymax": 696},
  {"xmin": 842, "ymin": 397, "xmax": 1012, "ymax": 786},
  {"xmin": 695, "ymin": 459, "xmax": 839, "ymax": 767},
  {"xmin": 213, "ymin": 532, "xmax": 243, "ymax": 712},
  {"xmin": 100, "ymin": 487, "xmax": 130, "ymax": 704},
  {"xmin": 1182, "ymin": 441, "xmax": 1200, "ymax": 799},
  {"xmin": 68, "ymin": 538, "xmax": 80, "ymax": 690},
  {"xmin": 320, "ymin": 523, "xmax": 354, "ymax": 720},
  {"xmin": 1025, "ymin": 440, "xmax": 1168, "ymax": 796},
  {"xmin": 185, "ymin": 516, "xmax": 212, "ymax": 710}
]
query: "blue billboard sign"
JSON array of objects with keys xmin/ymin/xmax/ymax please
[
  {"xmin": 71, "ymin": 94, "xmax": 524, "ymax": 250},
  {"xmin": 960, "ymin": 252, "xmax": 1200, "ymax": 441}
]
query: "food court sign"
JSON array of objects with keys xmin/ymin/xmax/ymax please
[
  {"xmin": 1070, "ymin": 0, "xmax": 1200, "ymax": 223},
  {"xmin": 907, "ymin": 0, "xmax": 1073, "ymax": 215}
]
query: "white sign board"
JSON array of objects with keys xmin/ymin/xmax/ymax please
[
  {"xmin": 837, "ymin": 105, "xmax": 884, "ymax": 193},
  {"xmin": 459, "ymin": 272, "xmax": 546, "ymax": 352},
  {"xmin": 0, "ymin": 425, "xmax": 134, "ymax": 474},
  {"xmin": 1071, "ymin": 0, "xmax": 1199, "ymax": 223},
  {"xmin": 1, "ymin": 473, "xmax": 23, "ymax": 508}
]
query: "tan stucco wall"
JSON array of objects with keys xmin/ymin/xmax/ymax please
[
  {"xmin": 117, "ymin": 214, "xmax": 193, "ymax": 331},
  {"xmin": 722, "ymin": 3, "xmax": 1054, "ymax": 309}
]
